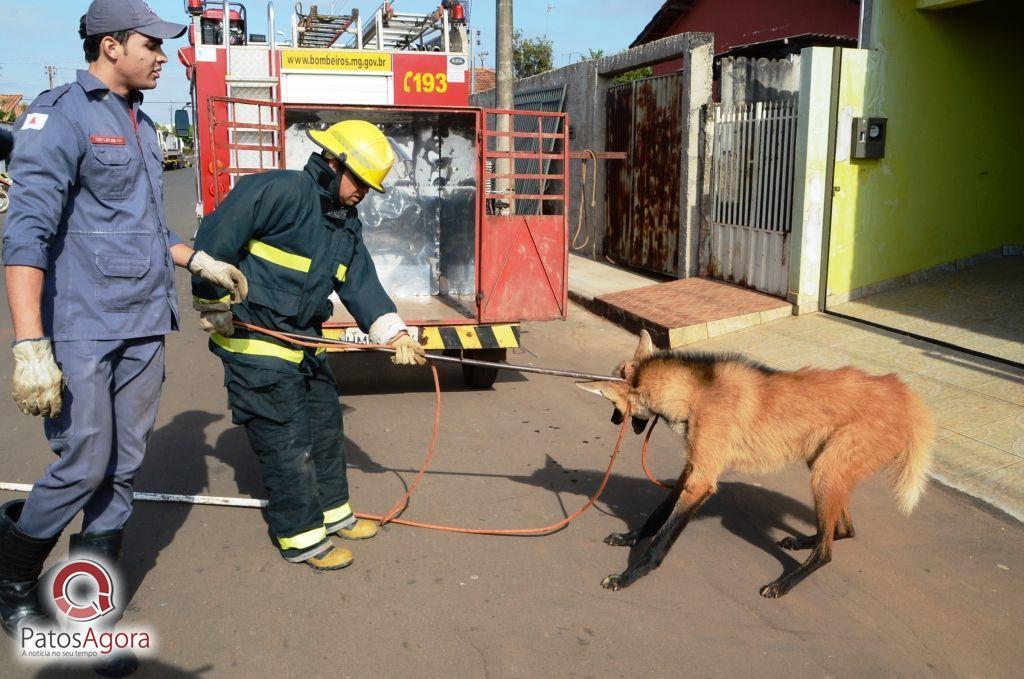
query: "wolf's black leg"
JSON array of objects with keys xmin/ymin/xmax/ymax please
[
  {"xmin": 602, "ymin": 483, "xmax": 712, "ymax": 591},
  {"xmin": 761, "ymin": 484, "xmax": 845, "ymax": 598},
  {"xmin": 604, "ymin": 465, "xmax": 691, "ymax": 547},
  {"xmin": 602, "ymin": 530, "xmax": 640, "ymax": 547},
  {"xmin": 778, "ymin": 507, "xmax": 855, "ymax": 551},
  {"xmin": 777, "ymin": 534, "xmax": 818, "ymax": 550},
  {"xmin": 760, "ymin": 541, "xmax": 832, "ymax": 597}
]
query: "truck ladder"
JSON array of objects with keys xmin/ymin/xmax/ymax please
[
  {"xmin": 359, "ymin": 4, "xmax": 447, "ymax": 51},
  {"xmin": 296, "ymin": 5, "xmax": 360, "ymax": 49}
]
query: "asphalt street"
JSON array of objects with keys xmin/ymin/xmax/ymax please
[{"xmin": 0, "ymin": 168, "xmax": 1021, "ymax": 678}]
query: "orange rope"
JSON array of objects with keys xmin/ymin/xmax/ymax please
[
  {"xmin": 640, "ymin": 416, "xmax": 673, "ymax": 489},
  {"xmin": 232, "ymin": 321, "xmax": 637, "ymax": 535}
]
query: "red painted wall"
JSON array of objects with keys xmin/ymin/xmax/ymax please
[{"xmin": 649, "ymin": 0, "xmax": 860, "ymax": 76}]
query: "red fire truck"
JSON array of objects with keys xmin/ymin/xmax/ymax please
[{"xmin": 177, "ymin": 1, "xmax": 569, "ymax": 387}]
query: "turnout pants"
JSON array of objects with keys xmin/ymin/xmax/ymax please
[
  {"xmin": 17, "ymin": 337, "xmax": 165, "ymax": 539},
  {"xmin": 224, "ymin": 361, "xmax": 355, "ymax": 562}
]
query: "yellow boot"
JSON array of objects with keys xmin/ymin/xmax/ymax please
[
  {"xmin": 304, "ymin": 545, "xmax": 353, "ymax": 571},
  {"xmin": 334, "ymin": 518, "xmax": 379, "ymax": 540}
]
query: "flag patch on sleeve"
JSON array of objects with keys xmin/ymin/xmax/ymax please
[{"xmin": 22, "ymin": 113, "xmax": 48, "ymax": 131}]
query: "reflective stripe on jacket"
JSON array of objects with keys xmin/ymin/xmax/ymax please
[{"xmin": 192, "ymin": 153, "xmax": 395, "ymax": 373}]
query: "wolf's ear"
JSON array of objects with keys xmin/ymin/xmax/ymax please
[
  {"xmin": 576, "ymin": 380, "xmax": 629, "ymax": 405},
  {"xmin": 634, "ymin": 330, "xmax": 655, "ymax": 363}
]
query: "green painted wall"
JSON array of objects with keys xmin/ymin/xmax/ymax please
[{"xmin": 826, "ymin": 0, "xmax": 1024, "ymax": 299}]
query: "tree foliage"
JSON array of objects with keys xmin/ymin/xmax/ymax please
[
  {"xmin": 512, "ymin": 29, "xmax": 553, "ymax": 79},
  {"xmin": 612, "ymin": 66, "xmax": 652, "ymax": 84},
  {"xmin": 585, "ymin": 49, "xmax": 652, "ymax": 83}
]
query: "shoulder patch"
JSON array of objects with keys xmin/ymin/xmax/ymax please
[{"xmin": 21, "ymin": 113, "xmax": 48, "ymax": 131}]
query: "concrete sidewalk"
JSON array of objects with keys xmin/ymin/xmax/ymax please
[{"xmin": 568, "ymin": 255, "xmax": 1024, "ymax": 523}]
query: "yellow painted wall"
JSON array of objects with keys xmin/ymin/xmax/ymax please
[{"xmin": 826, "ymin": 0, "xmax": 1024, "ymax": 298}]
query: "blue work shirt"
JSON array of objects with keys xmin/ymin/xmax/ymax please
[{"xmin": 1, "ymin": 70, "xmax": 181, "ymax": 341}]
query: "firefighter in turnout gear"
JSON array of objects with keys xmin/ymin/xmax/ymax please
[{"xmin": 192, "ymin": 120, "xmax": 426, "ymax": 570}]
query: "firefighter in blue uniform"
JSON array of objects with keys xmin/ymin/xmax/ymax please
[
  {"xmin": 192, "ymin": 120, "xmax": 426, "ymax": 570},
  {"xmin": 0, "ymin": 1, "xmax": 247, "ymax": 675}
]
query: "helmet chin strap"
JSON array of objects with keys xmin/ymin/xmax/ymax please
[{"xmin": 320, "ymin": 151, "xmax": 347, "ymax": 211}]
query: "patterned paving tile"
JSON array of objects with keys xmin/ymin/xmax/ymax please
[
  {"xmin": 972, "ymin": 375, "xmax": 1024, "ymax": 407},
  {"xmin": 929, "ymin": 434, "xmax": 1022, "ymax": 483},
  {"xmin": 829, "ymin": 257, "xmax": 1022, "ymax": 363},
  {"xmin": 953, "ymin": 461, "xmax": 1024, "ymax": 523},
  {"xmin": 961, "ymin": 413, "xmax": 1024, "ymax": 457},
  {"xmin": 929, "ymin": 391, "xmax": 1023, "ymax": 434},
  {"xmin": 836, "ymin": 332, "xmax": 930, "ymax": 357},
  {"xmin": 898, "ymin": 373, "xmax": 967, "ymax": 404}
]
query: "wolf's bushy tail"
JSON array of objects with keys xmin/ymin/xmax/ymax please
[{"xmin": 891, "ymin": 395, "xmax": 935, "ymax": 515}]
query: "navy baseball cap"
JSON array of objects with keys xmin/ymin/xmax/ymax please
[{"xmin": 83, "ymin": 0, "xmax": 188, "ymax": 39}]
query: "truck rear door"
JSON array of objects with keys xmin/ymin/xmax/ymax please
[{"xmin": 478, "ymin": 108, "xmax": 569, "ymax": 323}]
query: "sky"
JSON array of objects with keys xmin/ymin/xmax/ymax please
[{"xmin": 0, "ymin": 0, "xmax": 663, "ymax": 124}]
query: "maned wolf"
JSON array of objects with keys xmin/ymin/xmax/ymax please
[{"xmin": 578, "ymin": 330, "xmax": 934, "ymax": 598}]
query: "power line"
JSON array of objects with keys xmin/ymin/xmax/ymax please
[{"xmin": 0, "ymin": 61, "xmax": 81, "ymax": 66}]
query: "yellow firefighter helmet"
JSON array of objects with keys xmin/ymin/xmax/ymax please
[{"xmin": 307, "ymin": 120, "xmax": 396, "ymax": 193}]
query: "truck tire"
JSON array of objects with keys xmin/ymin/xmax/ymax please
[{"xmin": 446, "ymin": 348, "xmax": 506, "ymax": 389}]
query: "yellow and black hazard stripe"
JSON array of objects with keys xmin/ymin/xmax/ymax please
[
  {"xmin": 322, "ymin": 324, "xmax": 520, "ymax": 351},
  {"xmin": 419, "ymin": 324, "xmax": 519, "ymax": 350}
]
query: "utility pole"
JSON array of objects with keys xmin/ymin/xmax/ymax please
[
  {"xmin": 469, "ymin": 29, "xmax": 477, "ymax": 93},
  {"xmin": 496, "ymin": 1, "xmax": 513, "ymax": 113},
  {"xmin": 495, "ymin": 0, "xmax": 514, "ymax": 214},
  {"xmin": 45, "ymin": 65, "xmax": 57, "ymax": 89}
]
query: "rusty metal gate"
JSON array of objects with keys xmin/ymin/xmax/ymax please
[
  {"xmin": 708, "ymin": 101, "xmax": 798, "ymax": 295},
  {"xmin": 604, "ymin": 73, "xmax": 684, "ymax": 276}
]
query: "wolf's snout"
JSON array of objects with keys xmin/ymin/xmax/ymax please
[{"xmin": 631, "ymin": 417, "xmax": 649, "ymax": 434}]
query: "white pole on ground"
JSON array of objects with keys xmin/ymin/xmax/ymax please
[{"xmin": 0, "ymin": 482, "xmax": 268, "ymax": 509}]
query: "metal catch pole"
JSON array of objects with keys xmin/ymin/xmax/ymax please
[
  {"xmin": 388, "ymin": 349, "xmax": 624, "ymax": 383},
  {"xmin": 277, "ymin": 331, "xmax": 626, "ymax": 382}
]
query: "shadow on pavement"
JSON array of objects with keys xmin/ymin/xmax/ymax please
[
  {"xmin": 33, "ymin": 658, "xmax": 214, "ymax": 678},
  {"xmin": 327, "ymin": 352, "xmax": 527, "ymax": 395},
  {"xmin": 125, "ymin": 410, "xmax": 223, "ymax": 604},
  {"xmin": 203, "ymin": 409, "xmax": 393, "ymax": 538},
  {"xmin": 506, "ymin": 454, "xmax": 815, "ymax": 572}
]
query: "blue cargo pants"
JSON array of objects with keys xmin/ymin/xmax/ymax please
[{"xmin": 16, "ymin": 337, "xmax": 165, "ymax": 539}]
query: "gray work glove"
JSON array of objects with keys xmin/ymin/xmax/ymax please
[
  {"xmin": 199, "ymin": 310, "xmax": 236, "ymax": 336},
  {"xmin": 389, "ymin": 333, "xmax": 427, "ymax": 366},
  {"xmin": 188, "ymin": 250, "xmax": 249, "ymax": 303},
  {"xmin": 11, "ymin": 338, "xmax": 63, "ymax": 418}
]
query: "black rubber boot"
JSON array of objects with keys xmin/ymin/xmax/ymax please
[
  {"xmin": 69, "ymin": 529, "xmax": 124, "ymax": 569},
  {"xmin": 0, "ymin": 499, "xmax": 59, "ymax": 638},
  {"xmin": 70, "ymin": 529, "xmax": 138, "ymax": 679}
]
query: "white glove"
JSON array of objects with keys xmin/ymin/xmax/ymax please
[
  {"xmin": 199, "ymin": 310, "xmax": 235, "ymax": 336},
  {"xmin": 188, "ymin": 251, "xmax": 249, "ymax": 303},
  {"xmin": 390, "ymin": 333, "xmax": 426, "ymax": 366},
  {"xmin": 11, "ymin": 338, "xmax": 63, "ymax": 418}
]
